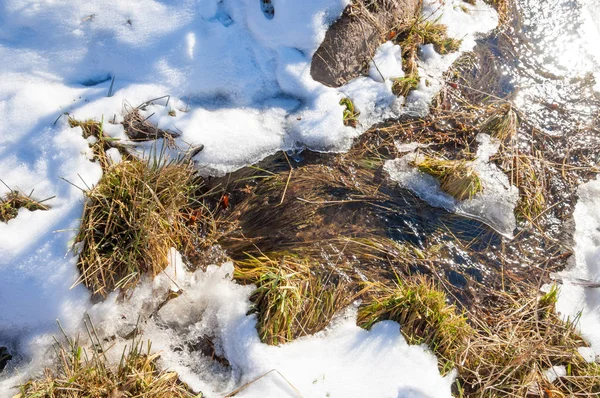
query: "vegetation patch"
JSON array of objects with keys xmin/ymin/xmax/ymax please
[
  {"xmin": 479, "ymin": 103, "xmax": 519, "ymax": 142},
  {"xmin": 69, "ymin": 117, "xmax": 130, "ymax": 171},
  {"xmin": 456, "ymin": 288, "xmax": 600, "ymax": 396},
  {"xmin": 358, "ymin": 276, "xmax": 471, "ymax": 375},
  {"xmin": 389, "ymin": 18, "xmax": 462, "ymax": 98},
  {"xmin": 392, "ymin": 73, "xmax": 420, "ymax": 98},
  {"xmin": 75, "ymin": 154, "xmax": 204, "ymax": 297},
  {"xmin": 339, "ymin": 97, "xmax": 360, "ymax": 128},
  {"xmin": 17, "ymin": 334, "xmax": 197, "ymax": 398},
  {"xmin": 234, "ymin": 253, "xmax": 352, "ymax": 345},
  {"xmin": 0, "ymin": 188, "xmax": 51, "ymax": 223},
  {"xmin": 411, "ymin": 156, "xmax": 483, "ymax": 200}
]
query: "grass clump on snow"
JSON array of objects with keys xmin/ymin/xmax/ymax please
[
  {"xmin": 0, "ymin": 189, "xmax": 51, "ymax": 223},
  {"xmin": 340, "ymin": 97, "xmax": 360, "ymax": 128},
  {"xmin": 358, "ymin": 277, "xmax": 471, "ymax": 375},
  {"xmin": 75, "ymin": 153, "xmax": 202, "ymax": 297},
  {"xmin": 392, "ymin": 73, "xmax": 420, "ymax": 98},
  {"xmin": 234, "ymin": 253, "xmax": 351, "ymax": 345},
  {"xmin": 16, "ymin": 334, "xmax": 197, "ymax": 398},
  {"xmin": 411, "ymin": 156, "xmax": 483, "ymax": 200},
  {"xmin": 389, "ymin": 18, "xmax": 462, "ymax": 98},
  {"xmin": 69, "ymin": 117, "xmax": 129, "ymax": 171}
]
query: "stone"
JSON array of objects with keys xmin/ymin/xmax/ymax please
[{"xmin": 311, "ymin": 0, "xmax": 421, "ymax": 87}]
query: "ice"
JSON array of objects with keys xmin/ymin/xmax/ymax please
[
  {"xmin": 555, "ymin": 177, "xmax": 600, "ymax": 356},
  {"xmin": 384, "ymin": 134, "xmax": 519, "ymax": 237}
]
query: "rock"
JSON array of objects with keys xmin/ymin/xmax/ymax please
[
  {"xmin": 0, "ymin": 346, "xmax": 12, "ymax": 373},
  {"xmin": 311, "ymin": 0, "xmax": 421, "ymax": 87}
]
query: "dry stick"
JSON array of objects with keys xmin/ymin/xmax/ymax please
[
  {"xmin": 279, "ymin": 152, "xmax": 293, "ymax": 205},
  {"xmin": 225, "ymin": 369, "xmax": 304, "ymax": 398}
]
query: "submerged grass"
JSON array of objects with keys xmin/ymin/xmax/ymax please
[
  {"xmin": 0, "ymin": 189, "xmax": 51, "ymax": 223},
  {"xmin": 75, "ymin": 154, "xmax": 203, "ymax": 297},
  {"xmin": 411, "ymin": 156, "xmax": 483, "ymax": 201},
  {"xmin": 234, "ymin": 253, "xmax": 352, "ymax": 345},
  {"xmin": 17, "ymin": 331, "xmax": 197, "ymax": 397}
]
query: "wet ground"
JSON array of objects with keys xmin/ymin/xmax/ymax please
[{"xmin": 189, "ymin": 0, "xmax": 600, "ymax": 314}]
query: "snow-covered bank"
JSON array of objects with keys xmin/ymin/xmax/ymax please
[{"xmin": 556, "ymin": 177, "xmax": 600, "ymax": 360}]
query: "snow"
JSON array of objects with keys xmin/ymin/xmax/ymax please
[
  {"xmin": 369, "ymin": 41, "xmax": 404, "ymax": 83},
  {"xmin": 384, "ymin": 134, "xmax": 519, "ymax": 237},
  {"xmin": 0, "ymin": 0, "xmax": 500, "ymax": 395},
  {"xmin": 1, "ymin": 258, "xmax": 455, "ymax": 398},
  {"xmin": 555, "ymin": 177, "xmax": 600, "ymax": 360}
]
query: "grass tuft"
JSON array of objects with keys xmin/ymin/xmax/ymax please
[
  {"xmin": 340, "ymin": 97, "xmax": 360, "ymax": 128},
  {"xmin": 479, "ymin": 103, "xmax": 519, "ymax": 142},
  {"xmin": 392, "ymin": 73, "xmax": 420, "ymax": 97},
  {"xmin": 0, "ymin": 189, "xmax": 51, "ymax": 223},
  {"xmin": 411, "ymin": 156, "xmax": 483, "ymax": 200},
  {"xmin": 69, "ymin": 117, "xmax": 129, "ymax": 171},
  {"xmin": 358, "ymin": 276, "xmax": 471, "ymax": 375},
  {"xmin": 75, "ymin": 154, "xmax": 203, "ymax": 297},
  {"xmin": 234, "ymin": 253, "xmax": 352, "ymax": 345},
  {"xmin": 17, "ymin": 334, "xmax": 197, "ymax": 397}
]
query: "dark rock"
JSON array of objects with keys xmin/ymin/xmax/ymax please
[
  {"xmin": 0, "ymin": 346, "xmax": 12, "ymax": 373},
  {"xmin": 311, "ymin": 0, "xmax": 421, "ymax": 87}
]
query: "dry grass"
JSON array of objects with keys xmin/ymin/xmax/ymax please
[
  {"xmin": 358, "ymin": 276, "xmax": 472, "ymax": 375},
  {"xmin": 479, "ymin": 103, "xmax": 519, "ymax": 142},
  {"xmin": 16, "ymin": 331, "xmax": 197, "ymax": 397},
  {"xmin": 388, "ymin": 17, "xmax": 462, "ymax": 98},
  {"xmin": 234, "ymin": 253, "xmax": 352, "ymax": 345},
  {"xmin": 392, "ymin": 73, "xmax": 420, "ymax": 97},
  {"xmin": 75, "ymin": 154, "xmax": 204, "ymax": 297},
  {"xmin": 457, "ymin": 287, "xmax": 600, "ymax": 397},
  {"xmin": 357, "ymin": 278, "xmax": 600, "ymax": 396},
  {"xmin": 69, "ymin": 117, "xmax": 130, "ymax": 171},
  {"xmin": 0, "ymin": 189, "xmax": 51, "ymax": 223},
  {"xmin": 411, "ymin": 156, "xmax": 483, "ymax": 200}
]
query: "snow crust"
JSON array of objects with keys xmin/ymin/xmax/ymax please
[
  {"xmin": 384, "ymin": 134, "xmax": 519, "ymax": 237},
  {"xmin": 555, "ymin": 177, "xmax": 600, "ymax": 361}
]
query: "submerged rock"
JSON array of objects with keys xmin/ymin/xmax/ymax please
[{"xmin": 311, "ymin": 0, "xmax": 421, "ymax": 87}]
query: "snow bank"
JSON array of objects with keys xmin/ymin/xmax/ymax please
[
  {"xmin": 384, "ymin": 134, "xmax": 519, "ymax": 237},
  {"xmin": 555, "ymin": 177, "xmax": 600, "ymax": 361},
  {"xmin": 1, "ymin": 257, "xmax": 455, "ymax": 397}
]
